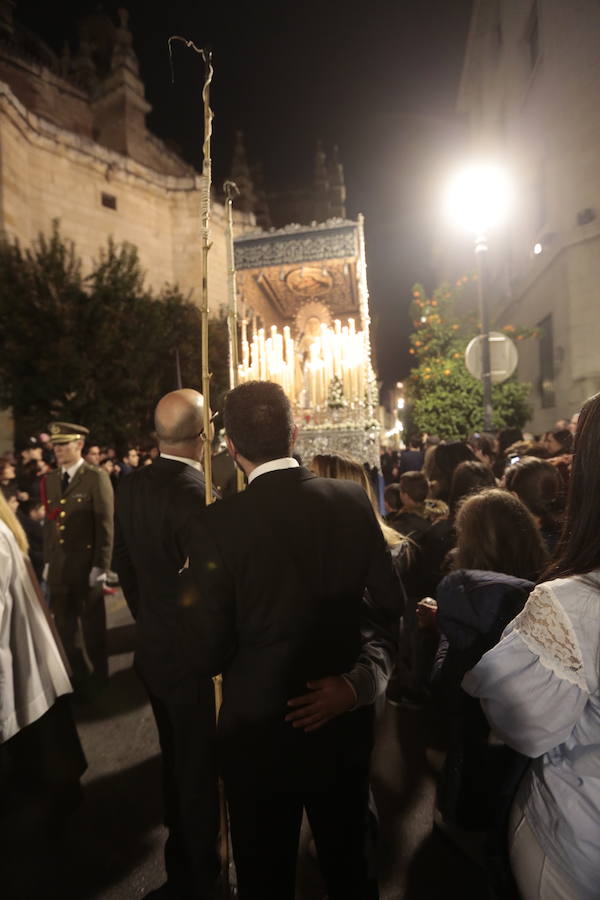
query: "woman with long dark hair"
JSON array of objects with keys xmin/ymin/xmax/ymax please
[
  {"xmin": 463, "ymin": 394, "xmax": 600, "ymax": 899},
  {"xmin": 424, "ymin": 441, "xmax": 475, "ymax": 503},
  {"xmin": 504, "ymin": 456, "xmax": 565, "ymax": 554}
]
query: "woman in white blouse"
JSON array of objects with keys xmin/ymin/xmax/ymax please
[{"xmin": 463, "ymin": 392, "xmax": 600, "ymax": 900}]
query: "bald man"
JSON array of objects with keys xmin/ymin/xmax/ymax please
[{"xmin": 113, "ymin": 389, "xmax": 219, "ymax": 900}]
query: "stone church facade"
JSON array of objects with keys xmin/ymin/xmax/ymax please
[{"xmin": 0, "ymin": 5, "xmax": 255, "ymax": 311}]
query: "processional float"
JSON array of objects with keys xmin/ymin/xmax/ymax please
[{"xmin": 232, "ymin": 215, "xmax": 380, "ymax": 466}]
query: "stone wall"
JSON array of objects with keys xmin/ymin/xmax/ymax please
[{"xmin": 0, "ymin": 80, "xmax": 254, "ymax": 309}]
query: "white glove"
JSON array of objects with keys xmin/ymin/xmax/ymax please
[
  {"xmin": 89, "ymin": 566, "xmax": 108, "ymax": 587},
  {"xmin": 42, "ymin": 562, "xmax": 49, "ymax": 582}
]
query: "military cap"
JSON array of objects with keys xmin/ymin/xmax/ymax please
[{"xmin": 48, "ymin": 421, "xmax": 90, "ymax": 444}]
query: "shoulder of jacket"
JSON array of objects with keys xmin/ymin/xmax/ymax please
[{"xmin": 81, "ymin": 462, "xmax": 100, "ymax": 476}]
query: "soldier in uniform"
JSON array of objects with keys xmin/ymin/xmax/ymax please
[{"xmin": 42, "ymin": 422, "xmax": 114, "ymax": 690}]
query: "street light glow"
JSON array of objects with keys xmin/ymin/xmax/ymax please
[{"xmin": 445, "ymin": 163, "xmax": 512, "ymax": 235}]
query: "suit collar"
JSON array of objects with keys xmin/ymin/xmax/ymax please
[
  {"xmin": 247, "ymin": 465, "xmax": 316, "ymax": 489},
  {"xmin": 247, "ymin": 456, "xmax": 299, "ymax": 484},
  {"xmin": 152, "ymin": 456, "xmax": 205, "ymax": 480},
  {"xmin": 61, "ymin": 457, "xmax": 85, "ymax": 480},
  {"xmin": 62, "ymin": 459, "xmax": 88, "ymax": 495},
  {"xmin": 159, "ymin": 452, "xmax": 203, "ymax": 472}
]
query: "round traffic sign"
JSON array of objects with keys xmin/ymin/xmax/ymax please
[{"xmin": 465, "ymin": 331, "xmax": 518, "ymax": 384}]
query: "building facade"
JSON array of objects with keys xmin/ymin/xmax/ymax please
[
  {"xmin": 0, "ymin": 5, "xmax": 256, "ymax": 452},
  {"xmin": 0, "ymin": 5, "xmax": 254, "ymax": 310},
  {"xmin": 442, "ymin": 0, "xmax": 600, "ymax": 432}
]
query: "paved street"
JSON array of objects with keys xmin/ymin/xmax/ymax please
[{"xmin": 3, "ymin": 592, "xmax": 490, "ymax": 899}]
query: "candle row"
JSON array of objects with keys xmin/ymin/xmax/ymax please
[
  {"xmin": 239, "ymin": 325, "xmax": 296, "ymax": 397},
  {"xmin": 237, "ymin": 318, "xmax": 369, "ymax": 409},
  {"xmin": 306, "ymin": 319, "xmax": 366, "ymax": 407}
]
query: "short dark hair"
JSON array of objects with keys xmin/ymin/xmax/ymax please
[
  {"xmin": 223, "ymin": 381, "xmax": 294, "ymax": 464},
  {"xmin": 384, "ymin": 484, "xmax": 402, "ymax": 511},
  {"xmin": 399, "ymin": 470, "xmax": 429, "ymax": 504}
]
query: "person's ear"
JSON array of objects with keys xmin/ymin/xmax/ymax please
[
  {"xmin": 291, "ymin": 424, "xmax": 298, "ymax": 448},
  {"xmin": 225, "ymin": 436, "xmax": 237, "ymax": 459}
]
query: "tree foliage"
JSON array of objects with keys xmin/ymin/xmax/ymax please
[
  {"xmin": 0, "ymin": 223, "xmax": 230, "ymax": 448},
  {"xmin": 405, "ymin": 279, "xmax": 532, "ymax": 440}
]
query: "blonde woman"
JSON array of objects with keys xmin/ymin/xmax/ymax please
[
  {"xmin": 309, "ymin": 452, "xmax": 409, "ymax": 557},
  {"xmin": 0, "ymin": 491, "xmax": 85, "ymax": 819}
]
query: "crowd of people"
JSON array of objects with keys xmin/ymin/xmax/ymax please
[{"xmin": 0, "ymin": 389, "xmax": 598, "ymax": 900}]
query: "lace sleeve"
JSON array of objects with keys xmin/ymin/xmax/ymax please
[{"xmin": 511, "ymin": 583, "xmax": 587, "ymax": 692}]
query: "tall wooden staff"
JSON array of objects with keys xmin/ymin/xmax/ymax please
[
  {"xmin": 169, "ymin": 37, "xmax": 229, "ymax": 893},
  {"xmin": 168, "ymin": 37, "xmax": 214, "ymax": 503},
  {"xmin": 224, "ymin": 179, "xmax": 240, "ymax": 389},
  {"xmin": 224, "ymin": 179, "xmax": 245, "ymax": 493}
]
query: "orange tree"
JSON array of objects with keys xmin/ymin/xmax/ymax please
[{"xmin": 405, "ymin": 277, "xmax": 533, "ymax": 439}]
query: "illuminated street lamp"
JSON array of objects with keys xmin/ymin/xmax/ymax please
[{"xmin": 445, "ymin": 164, "xmax": 512, "ymax": 430}]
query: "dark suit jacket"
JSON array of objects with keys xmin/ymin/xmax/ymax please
[
  {"xmin": 113, "ymin": 456, "xmax": 211, "ymax": 703},
  {"xmin": 181, "ymin": 466, "xmax": 402, "ymax": 788}
]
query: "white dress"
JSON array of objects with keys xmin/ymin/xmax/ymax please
[
  {"xmin": 0, "ymin": 519, "xmax": 72, "ymax": 743},
  {"xmin": 462, "ymin": 574, "xmax": 600, "ymax": 899}
]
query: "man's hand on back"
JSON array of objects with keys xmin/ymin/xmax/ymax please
[{"xmin": 285, "ymin": 676, "xmax": 356, "ymax": 732}]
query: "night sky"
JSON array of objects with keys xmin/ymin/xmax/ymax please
[{"xmin": 16, "ymin": 0, "xmax": 473, "ymax": 387}]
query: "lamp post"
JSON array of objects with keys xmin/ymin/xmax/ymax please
[{"xmin": 445, "ymin": 164, "xmax": 511, "ymax": 431}]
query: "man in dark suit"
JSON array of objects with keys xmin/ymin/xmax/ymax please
[
  {"xmin": 398, "ymin": 435, "xmax": 425, "ymax": 475},
  {"xmin": 181, "ymin": 381, "xmax": 402, "ymax": 900},
  {"xmin": 43, "ymin": 421, "xmax": 114, "ymax": 688},
  {"xmin": 113, "ymin": 389, "xmax": 219, "ymax": 900}
]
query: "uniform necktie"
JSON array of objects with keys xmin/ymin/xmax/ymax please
[{"xmin": 61, "ymin": 471, "xmax": 70, "ymax": 493}]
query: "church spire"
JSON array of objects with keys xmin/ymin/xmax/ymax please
[
  {"xmin": 74, "ymin": 38, "xmax": 98, "ymax": 91},
  {"xmin": 328, "ymin": 145, "xmax": 346, "ymax": 218},
  {"xmin": 251, "ymin": 161, "xmax": 272, "ymax": 230},
  {"xmin": 314, "ymin": 139, "xmax": 331, "ymax": 222},
  {"xmin": 90, "ymin": 7, "xmax": 150, "ymax": 156},
  {"xmin": 111, "ymin": 8, "xmax": 140, "ymax": 75},
  {"xmin": 230, "ymin": 130, "xmax": 257, "ymax": 214}
]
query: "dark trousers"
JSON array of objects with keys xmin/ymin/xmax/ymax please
[
  {"xmin": 51, "ymin": 582, "xmax": 107, "ymax": 681},
  {"xmin": 226, "ymin": 762, "xmax": 378, "ymax": 900},
  {"xmin": 148, "ymin": 683, "xmax": 220, "ymax": 899}
]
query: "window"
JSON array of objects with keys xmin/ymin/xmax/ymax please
[
  {"xmin": 101, "ymin": 192, "xmax": 117, "ymax": 210},
  {"xmin": 538, "ymin": 314, "xmax": 555, "ymax": 408},
  {"xmin": 526, "ymin": 2, "xmax": 540, "ymax": 70}
]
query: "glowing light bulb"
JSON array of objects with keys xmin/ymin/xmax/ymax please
[{"xmin": 445, "ymin": 163, "xmax": 512, "ymax": 235}]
